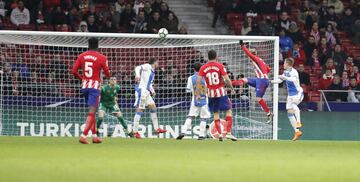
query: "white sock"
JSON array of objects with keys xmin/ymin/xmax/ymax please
[
  {"xmin": 150, "ymin": 110, "xmax": 159, "ymax": 130},
  {"xmin": 92, "ymin": 134, "xmax": 97, "ymax": 137},
  {"xmin": 199, "ymin": 120, "xmax": 207, "ymax": 137},
  {"xmin": 293, "ymin": 105, "xmax": 301, "ymax": 123},
  {"xmin": 182, "ymin": 117, "xmax": 192, "ymax": 134},
  {"xmin": 288, "ymin": 113, "xmax": 299, "ymax": 132},
  {"xmin": 133, "ymin": 112, "xmax": 142, "ymax": 132}
]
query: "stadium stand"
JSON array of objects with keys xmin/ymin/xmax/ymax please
[
  {"xmin": 0, "ymin": 0, "xmax": 181, "ymax": 33},
  {"xmin": 209, "ymin": 0, "xmax": 360, "ymax": 103},
  {"xmin": 1, "ymin": 0, "xmax": 360, "ymax": 105}
]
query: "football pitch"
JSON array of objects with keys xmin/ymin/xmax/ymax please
[{"xmin": 0, "ymin": 137, "xmax": 359, "ymax": 182}]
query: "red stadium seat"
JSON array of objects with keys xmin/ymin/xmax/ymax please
[
  {"xmin": 226, "ymin": 13, "xmax": 243, "ymax": 29},
  {"xmin": 18, "ymin": 24, "xmax": 35, "ymax": 31},
  {"xmin": 38, "ymin": 25, "xmax": 54, "ymax": 31}
]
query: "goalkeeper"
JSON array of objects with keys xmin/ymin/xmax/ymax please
[{"xmin": 97, "ymin": 76, "xmax": 132, "ymax": 137}]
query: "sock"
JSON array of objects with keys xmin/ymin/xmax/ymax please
[
  {"xmin": 214, "ymin": 119, "xmax": 222, "ymax": 136},
  {"xmin": 150, "ymin": 109, "xmax": 159, "ymax": 130},
  {"xmin": 118, "ymin": 116, "xmax": 128, "ymax": 130},
  {"xmin": 182, "ymin": 118, "xmax": 192, "ymax": 134},
  {"xmin": 133, "ymin": 112, "xmax": 143, "ymax": 132},
  {"xmin": 288, "ymin": 113, "xmax": 299, "ymax": 132},
  {"xmin": 293, "ymin": 105, "xmax": 301, "ymax": 123},
  {"xmin": 199, "ymin": 120, "xmax": 207, "ymax": 137},
  {"xmin": 91, "ymin": 115, "xmax": 97, "ymax": 137},
  {"xmin": 96, "ymin": 117, "xmax": 104, "ymax": 133},
  {"xmin": 225, "ymin": 116, "xmax": 233, "ymax": 133},
  {"xmin": 258, "ymin": 98, "xmax": 270, "ymax": 114},
  {"xmin": 83, "ymin": 112, "xmax": 95, "ymax": 137}
]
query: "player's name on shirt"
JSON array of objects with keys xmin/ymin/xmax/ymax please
[
  {"xmin": 203, "ymin": 66, "xmax": 221, "ymax": 72},
  {"xmin": 84, "ymin": 55, "xmax": 98, "ymax": 61}
]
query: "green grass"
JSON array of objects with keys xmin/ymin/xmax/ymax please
[{"xmin": 0, "ymin": 137, "xmax": 359, "ymax": 182}]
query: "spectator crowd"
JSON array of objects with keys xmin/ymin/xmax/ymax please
[
  {"xmin": 212, "ymin": 0, "xmax": 360, "ymax": 103},
  {"xmin": 1, "ymin": 0, "xmax": 360, "ymax": 104},
  {"xmin": 0, "ymin": 0, "xmax": 188, "ymax": 34}
]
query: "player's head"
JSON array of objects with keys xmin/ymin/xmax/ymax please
[
  {"xmin": 193, "ymin": 62, "xmax": 202, "ymax": 72},
  {"xmin": 208, "ymin": 50, "xmax": 217, "ymax": 61},
  {"xmin": 108, "ymin": 76, "xmax": 117, "ymax": 86},
  {"xmin": 249, "ymin": 48, "xmax": 257, "ymax": 55},
  {"xmin": 88, "ymin": 38, "xmax": 99, "ymax": 50},
  {"xmin": 148, "ymin": 57, "xmax": 159, "ymax": 68},
  {"xmin": 284, "ymin": 58, "xmax": 294, "ymax": 69}
]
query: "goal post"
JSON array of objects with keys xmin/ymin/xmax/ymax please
[{"xmin": 0, "ymin": 31, "xmax": 279, "ymax": 140}]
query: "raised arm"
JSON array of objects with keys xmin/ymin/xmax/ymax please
[{"xmin": 241, "ymin": 43, "xmax": 260, "ymax": 63}]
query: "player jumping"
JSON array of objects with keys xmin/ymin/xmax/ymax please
[
  {"xmin": 96, "ymin": 76, "xmax": 133, "ymax": 137},
  {"xmin": 177, "ymin": 62, "xmax": 211, "ymax": 140},
  {"xmin": 195, "ymin": 50, "xmax": 237, "ymax": 141},
  {"xmin": 237, "ymin": 40, "xmax": 273, "ymax": 123},
  {"xmin": 72, "ymin": 38, "xmax": 110, "ymax": 144},
  {"xmin": 272, "ymin": 58, "xmax": 303, "ymax": 141},
  {"xmin": 132, "ymin": 57, "xmax": 167, "ymax": 139}
]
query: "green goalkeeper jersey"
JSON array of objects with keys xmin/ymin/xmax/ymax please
[{"xmin": 100, "ymin": 84, "xmax": 121, "ymax": 107}]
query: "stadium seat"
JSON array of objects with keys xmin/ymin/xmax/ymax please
[
  {"xmin": 226, "ymin": 13, "xmax": 243, "ymax": 29},
  {"xmin": 38, "ymin": 25, "xmax": 54, "ymax": 31},
  {"xmin": 18, "ymin": 24, "xmax": 35, "ymax": 31}
]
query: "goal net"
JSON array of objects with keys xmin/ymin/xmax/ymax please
[{"xmin": 0, "ymin": 31, "xmax": 279, "ymax": 140}]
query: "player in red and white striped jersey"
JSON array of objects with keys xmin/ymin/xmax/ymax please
[
  {"xmin": 233, "ymin": 40, "xmax": 272, "ymax": 123},
  {"xmin": 72, "ymin": 38, "xmax": 111, "ymax": 144},
  {"xmin": 196, "ymin": 50, "xmax": 237, "ymax": 141}
]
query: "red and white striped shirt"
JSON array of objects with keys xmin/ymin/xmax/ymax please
[
  {"xmin": 252, "ymin": 61, "xmax": 269, "ymax": 79},
  {"xmin": 199, "ymin": 61, "xmax": 228, "ymax": 98},
  {"xmin": 207, "ymin": 87, "xmax": 226, "ymax": 98},
  {"xmin": 242, "ymin": 45, "xmax": 271, "ymax": 79},
  {"xmin": 72, "ymin": 50, "xmax": 110, "ymax": 90},
  {"xmin": 81, "ymin": 79, "xmax": 100, "ymax": 90}
]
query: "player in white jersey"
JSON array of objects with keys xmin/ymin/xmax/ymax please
[
  {"xmin": 177, "ymin": 62, "xmax": 211, "ymax": 140},
  {"xmin": 132, "ymin": 57, "xmax": 167, "ymax": 139},
  {"xmin": 272, "ymin": 58, "xmax": 304, "ymax": 141}
]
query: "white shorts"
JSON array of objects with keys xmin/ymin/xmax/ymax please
[
  {"xmin": 286, "ymin": 92, "xmax": 304, "ymax": 110},
  {"xmin": 134, "ymin": 89, "xmax": 155, "ymax": 109},
  {"xmin": 188, "ymin": 104, "xmax": 211, "ymax": 119}
]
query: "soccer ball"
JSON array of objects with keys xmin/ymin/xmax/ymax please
[{"xmin": 158, "ymin": 28, "xmax": 168, "ymax": 39}]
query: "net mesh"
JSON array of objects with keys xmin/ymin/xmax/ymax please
[{"xmin": 0, "ymin": 32, "xmax": 277, "ymax": 139}]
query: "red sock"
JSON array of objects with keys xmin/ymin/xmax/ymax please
[
  {"xmin": 83, "ymin": 112, "xmax": 95, "ymax": 136},
  {"xmin": 225, "ymin": 116, "xmax": 233, "ymax": 133},
  {"xmin": 91, "ymin": 116, "xmax": 97, "ymax": 135},
  {"xmin": 258, "ymin": 99, "xmax": 270, "ymax": 114},
  {"xmin": 214, "ymin": 119, "xmax": 222, "ymax": 135}
]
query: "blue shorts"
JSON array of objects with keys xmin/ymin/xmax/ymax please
[
  {"xmin": 81, "ymin": 88, "xmax": 100, "ymax": 107},
  {"xmin": 247, "ymin": 78, "xmax": 270, "ymax": 98},
  {"xmin": 208, "ymin": 95, "xmax": 232, "ymax": 113}
]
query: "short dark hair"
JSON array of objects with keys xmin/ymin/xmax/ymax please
[
  {"xmin": 88, "ymin": 38, "xmax": 99, "ymax": 50},
  {"xmin": 208, "ymin": 50, "xmax": 217, "ymax": 60},
  {"xmin": 328, "ymin": 6, "xmax": 335, "ymax": 10},
  {"xmin": 193, "ymin": 62, "xmax": 202, "ymax": 72},
  {"xmin": 148, "ymin": 57, "xmax": 157, "ymax": 65}
]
